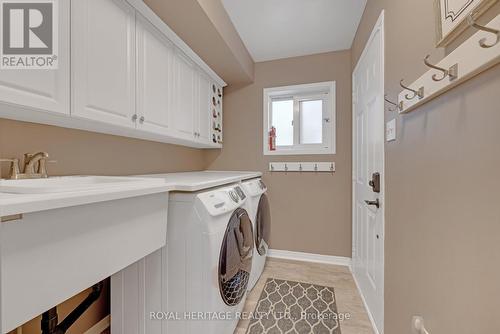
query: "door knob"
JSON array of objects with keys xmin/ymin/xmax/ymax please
[{"xmin": 365, "ymin": 199, "xmax": 380, "ymax": 208}]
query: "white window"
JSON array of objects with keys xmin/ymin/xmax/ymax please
[{"xmin": 263, "ymin": 81, "xmax": 336, "ymax": 155}]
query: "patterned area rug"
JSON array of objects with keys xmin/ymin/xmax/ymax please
[{"xmin": 246, "ymin": 278, "xmax": 342, "ymax": 334}]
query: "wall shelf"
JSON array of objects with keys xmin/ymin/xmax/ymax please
[{"xmin": 398, "ymin": 14, "xmax": 500, "ymax": 114}]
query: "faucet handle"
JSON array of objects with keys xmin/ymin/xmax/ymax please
[
  {"xmin": 0, "ymin": 158, "xmax": 21, "ymax": 179},
  {"xmin": 38, "ymin": 159, "xmax": 57, "ymax": 178}
]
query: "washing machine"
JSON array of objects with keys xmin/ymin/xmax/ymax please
[
  {"xmin": 241, "ymin": 178, "xmax": 271, "ymax": 291},
  {"xmin": 167, "ymin": 184, "xmax": 253, "ymax": 334}
]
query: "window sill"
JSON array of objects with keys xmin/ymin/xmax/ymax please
[{"xmin": 263, "ymin": 148, "xmax": 335, "ymax": 156}]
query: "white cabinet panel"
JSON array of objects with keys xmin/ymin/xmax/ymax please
[
  {"xmin": 0, "ymin": 1, "xmax": 70, "ymax": 115},
  {"xmin": 72, "ymin": 0, "xmax": 136, "ymax": 128},
  {"xmin": 136, "ymin": 15, "xmax": 173, "ymax": 135},
  {"xmin": 196, "ymin": 73, "xmax": 212, "ymax": 143},
  {"xmin": 172, "ymin": 52, "xmax": 195, "ymax": 138}
]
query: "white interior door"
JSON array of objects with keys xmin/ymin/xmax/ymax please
[{"xmin": 352, "ymin": 11, "xmax": 385, "ymax": 334}]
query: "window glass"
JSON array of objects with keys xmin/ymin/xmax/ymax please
[
  {"xmin": 271, "ymin": 100, "xmax": 294, "ymax": 146},
  {"xmin": 299, "ymin": 100, "xmax": 323, "ymax": 144}
]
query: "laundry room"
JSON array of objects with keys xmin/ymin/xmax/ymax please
[{"xmin": 0, "ymin": 0, "xmax": 499, "ymax": 334}]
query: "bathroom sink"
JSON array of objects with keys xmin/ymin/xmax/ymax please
[{"xmin": 0, "ymin": 176, "xmax": 163, "ymax": 194}]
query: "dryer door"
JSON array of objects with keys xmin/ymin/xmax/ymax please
[
  {"xmin": 256, "ymin": 194, "xmax": 271, "ymax": 256},
  {"xmin": 218, "ymin": 208, "xmax": 253, "ymax": 306}
]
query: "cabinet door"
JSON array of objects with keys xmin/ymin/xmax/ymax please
[
  {"xmin": 72, "ymin": 0, "xmax": 136, "ymax": 128},
  {"xmin": 136, "ymin": 15, "xmax": 172, "ymax": 135},
  {"xmin": 171, "ymin": 52, "xmax": 195, "ymax": 139},
  {"xmin": 0, "ymin": 1, "xmax": 70, "ymax": 115},
  {"xmin": 197, "ymin": 73, "xmax": 212, "ymax": 143}
]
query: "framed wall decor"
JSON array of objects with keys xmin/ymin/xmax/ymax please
[{"xmin": 435, "ymin": 0, "xmax": 499, "ymax": 47}]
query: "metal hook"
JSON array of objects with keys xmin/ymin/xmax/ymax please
[
  {"xmin": 400, "ymin": 79, "xmax": 424, "ymax": 100},
  {"xmin": 467, "ymin": 14, "xmax": 500, "ymax": 48},
  {"xmin": 384, "ymin": 94, "xmax": 399, "ymax": 112},
  {"xmin": 423, "ymin": 55, "xmax": 458, "ymax": 81}
]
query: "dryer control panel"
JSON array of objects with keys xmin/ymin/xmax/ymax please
[
  {"xmin": 197, "ymin": 185, "xmax": 246, "ymax": 216},
  {"xmin": 241, "ymin": 178, "xmax": 267, "ymax": 198}
]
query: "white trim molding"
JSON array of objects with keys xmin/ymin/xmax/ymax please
[
  {"xmin": 350, "ymin": 268, "xmax": 381, "ymax": 334},
  {"xmin": 268, "ymin": 249, "xmax": 351, "ymax": 267}
]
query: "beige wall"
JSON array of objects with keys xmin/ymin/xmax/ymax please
[
  {"xmin": 352, "ymin": 1, "xmax": 500, "ymax": 333},
  {"xmin": 0, "ymin": 119, "xmax": 205, "ymax": 177},
  {"xmin": 0, "ymin": 118, "xmax": 206, "ymax": 332},
  {"xmin": 205, "ymin": 51, "xmax": 353, "ymax": 257}
]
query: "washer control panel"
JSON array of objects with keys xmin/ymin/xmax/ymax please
[
  {"xmin": 197, "ymin": 185, "xmax": 246, "ymax": 216},
  {"xmin": 235, "ymin": 186, "xmax": 246, "ymax": 200}
]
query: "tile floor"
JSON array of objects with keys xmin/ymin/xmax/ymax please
[{"xmin": 234, "ymin": 258, "xmax": 374, "ymax": 334}]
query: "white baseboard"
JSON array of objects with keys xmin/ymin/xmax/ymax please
[
  {"xmin": 84, "ymin": 315, "xmax": 110, "ymax": 334},
  {"xmin": 268, "ymin": 249, "xmax": 351, "ymax": 267},
  {"xmin": 350, "ymin": 268, "xmax": 381, "ymax": 334}
]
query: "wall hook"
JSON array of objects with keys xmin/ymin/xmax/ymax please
[
  {"xmin": 423, "ymin": 55, "xmax": 458, "ymax": 81},
  {"xmin": 384, "ymin": 94, "xmax": 399, "ymax": 112},
  {"xmin": 467, "ymin": 14, "xmax": 500, "ymax": 48},
  {"xmin": 400, "ymin": 79, "xmax": 424, "ymax": 100}
]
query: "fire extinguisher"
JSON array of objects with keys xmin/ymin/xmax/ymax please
[{"xmin": 269, "ymin": 126, "xmax": 276, "ymax": 151}]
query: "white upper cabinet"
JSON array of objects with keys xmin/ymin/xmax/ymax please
[
  {"xmin": 136, "ymin": 15, "xmax": 173, "ymax": 135},
  {"xmin": 71, "ymin": 0, "xmax": 136, "ymax": 128},
  {"xmin": 171, "ymin": 52, "xmax": 196, "ymax": 139},
  {"xmin": 0, "ymin": 0, "xmax": 224, "ymax": 148},
  {"xmin": 0, "ymin": 0, "xmax": 70, "ymax": 115},
  {"xmin": 196, "ymin": 72, "xmax": 212, "ymax": 143}
]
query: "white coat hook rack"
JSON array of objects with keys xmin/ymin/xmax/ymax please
[
  {"xmin": 269, "ymin": 162, "xmax": 335, "ymax": 173},
  {"xmin": 399, "ymin": 14, "xmax": 500, "ymax": 114}
]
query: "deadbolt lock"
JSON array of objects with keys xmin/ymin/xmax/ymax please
[{"xmin": 369, "ymin": 172, "xmax": 381, "ymax": 193}]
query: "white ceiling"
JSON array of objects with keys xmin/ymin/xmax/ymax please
[{"xmin": 221, "ymin": 0, "xmax": 367, "ymax": 62}]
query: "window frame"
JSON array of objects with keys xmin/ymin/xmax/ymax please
[{"xmin": 263, "ymin": 81, "xmax": 336, "ymax": 156}]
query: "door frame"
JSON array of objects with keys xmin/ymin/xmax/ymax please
[{"xmin": 351, "ymin": 10, "xmax": 385, "ymax": 334}]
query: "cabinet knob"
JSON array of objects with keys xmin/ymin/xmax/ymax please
[
  {"xmin": 139, "ymin": 116, "xmax": 145, "ymax": 124},
  {"xmin": 131, "ymin": 114, "xmax": 138, "ymax": 122}
]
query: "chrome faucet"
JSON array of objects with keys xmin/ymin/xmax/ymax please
[{"xmin": 0, "ymin": 152, "xmax": 53, "ymax": 179}]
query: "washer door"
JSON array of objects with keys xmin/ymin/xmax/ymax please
[
  {"xmin": 218, "ymin": 208, "xmax": 253, "ymax": 306},
  {"xmin": 256, "ymin": 194, "xmax": 271, "ymax": 256}
]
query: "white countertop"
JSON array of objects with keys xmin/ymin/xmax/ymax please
[
  {"xmin": 140, "ymin": 171, "xmax": 262, "ymax": 192},
  {"xmin": 0, "ymin": 171, "xmax": 261, "ymax": 217}
]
